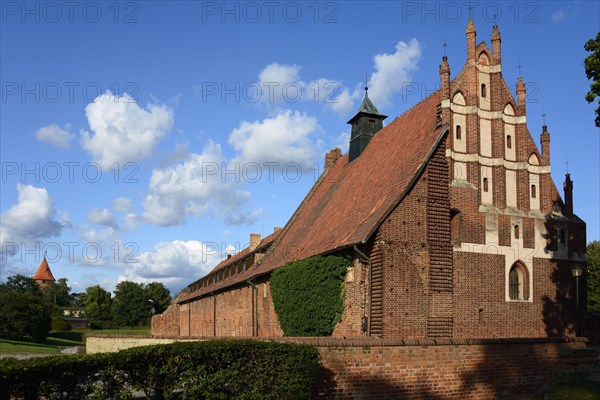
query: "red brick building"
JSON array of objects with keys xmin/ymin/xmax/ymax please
[{"xmin": 152, "ymin": 21, "xmax": 587, "ymax": 339}]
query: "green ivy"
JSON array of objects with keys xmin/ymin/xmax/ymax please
[
  {"xmin": 271, "ymin": 255, "xmax": 349, "ymax": 336},
  {"xmin": 0, "ymin": 340, "xmax": 321, "ymax": 400}
]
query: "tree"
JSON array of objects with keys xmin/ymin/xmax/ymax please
[
  {"xmin": 587, "ymin": 241, "xmax": 600, "ymax": 315},
  {"xmin": 112, "ymin": 281, "xmax": 152, "ymax": 327},
  {"xmin": 43, "ymin": 278, "xmax": 72, "ymax": 307},
  {"xmin": 584, "ymin": 32, "xmax": 600, "ymax": 127},
  {"xmin": 145, "ymin": 282, "xmax": 171, "ymax": 314},
  {"xmin": 84, "ymin": 285, "xmax": 113, "ymax": 329},
  {"xmin": 0, "ymin": 274, "xmax": 42, "ymax": 296},
  {"xmin": 0, "ymin": 291, "xmax": 51, "ymax": 342}
]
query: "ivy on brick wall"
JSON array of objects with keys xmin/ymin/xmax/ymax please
[{"xmin": 271, "ymin": 255, "xmax": 349, "ymax": 336}]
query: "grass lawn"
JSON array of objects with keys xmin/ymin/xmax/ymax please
[
  {"xmin": 82, "ymin": 327, "xmax": 151, "ymax": 336},
  {"xmin": 0, "ymin": 328, "xmax": 150, "ymax": 355},
  {"xmin": 0, "ymin": 332, "xmax": 83, "ymax": 355}
]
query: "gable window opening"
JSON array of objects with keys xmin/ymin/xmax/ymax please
[
  {"xmin": 514, "ymin": 224, "xmax": 520, "ymax": 239},
  {"xmin": 483, "ymin": 177, "xmax": 489, "ymax": 192},
  {"xmin": 481, "ymin": 84, "xmax": 487, "ymax": 98},
  {"xmin": 456, "ymin": 125, "xmax": 462, "ymax": 140},
  {"xmin": 507, "ymin": 135, "xmax": 512, "ymax": 149},
  {"xmin": 531, "ymin": 184, "xmax": 537, "ymax": 198}
]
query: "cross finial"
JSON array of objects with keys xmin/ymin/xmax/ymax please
[
  {"xmin": 542, "ymin": 109, "xmax": 546, "ymax": 125},
  {"xmin": 493, "ymin": 13, "xmax": 498, "ymax": 23},
  {"xmin": 565, "ymin": 157, "xmax": 569, "ymax": 174},
  {"xmin": 518, "ymin": 60, "xmax": 523, "ymax": 76},
  {"xmin": 365, "ymin": 73, "xmax": 369, "ymax": 91},
  {"xmin": 468, "ymin": 5, "xmax": 473, "ymax": 20},
  {"xmin": 44, "ymin": 250, "xmax": 47, "ymax": 259},
  {"xmin": 443, "ymin": 36, "xmax": 447, "ymax": 56}
]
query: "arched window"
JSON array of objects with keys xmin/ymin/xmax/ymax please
[
  {"xmin": 509, "ymin": 262, "xmax": 529, "ymax": 301},
  {"xmin": 481, "ymin": 84, "xmax": 487, "ymax": 98},
  {"xmin": 456, "ymin": 125, "xmax": 462, "ymax": 140},
  {"xmin": 514, "ymin": 224, "xmax": 520, "ymax": 239},
  {"xmin": 531, "ymin": 184, "xmax": 537, "ymax": 198},
  {"xmin": 483, "ymin": 177, "xmax": 489, "ymax": 192},
  {"xmin": 506, "ymin": 135, "xmax": 512, "ymax": 149}
]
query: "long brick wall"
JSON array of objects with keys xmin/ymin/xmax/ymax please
[{"xmin": 85, "ymin": 335, "xmax": 596, "ymax": 399}]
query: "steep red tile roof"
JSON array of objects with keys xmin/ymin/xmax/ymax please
[
  {"xmin": 33, "ymin": 258, "xmax": 55, "ymax": 282},
  {"xmin": 255, "ymin": 90, "xmax": 447, "ymax": 276},
  {"xmin": 178, "ymin": 89, "xmax": 447, "ymax": 303}
]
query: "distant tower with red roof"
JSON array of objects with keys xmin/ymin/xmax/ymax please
[{"xmin": 33, "ymin": 254, "xmax": 55, "ymax": 288}]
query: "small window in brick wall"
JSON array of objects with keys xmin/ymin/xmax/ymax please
[
  {"xmin": 531, "ymin": 184, "xmax": 536, "ymax": 198},
  {"xmin": 507, "ymin": 135, "xmax": 512, "ymax": 149},
  {"xmin": 483, "ymin": 177, "xmax": 489, "ymax": 192},
  {"xmin": 514, "ymin": 224, "xmax": 520, "ymax": 239},
  {"xmin": 481, "ymin": 84, "xmax": 487, "ymax": 98},
  {"xmin": 509, "ymin": 262, "xmax": 528, "ymax": 301},
  {"xmin": 456, "ymin": 125, "xmax": 462, "ymax": 140}
]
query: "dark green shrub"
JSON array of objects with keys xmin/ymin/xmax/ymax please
[
  {"xmin": 51, "ymin": 316, "xmax": 70, "ymax": 332},
  {"xmin": 0, "ymin": 340, "xmax": 321, "ymax": 400},
  {"xmin": 271, "ymin": 255, "xmax": 349, "ymax": 336}
]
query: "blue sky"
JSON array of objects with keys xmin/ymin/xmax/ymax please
[{"xmin": 1, "ymin": 1, "xmax": 599, "ymax": 296}]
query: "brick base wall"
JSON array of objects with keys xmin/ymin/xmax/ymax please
[{"xmin": 86, "ymin": 335, "xmax": 595, "ymax": 399}]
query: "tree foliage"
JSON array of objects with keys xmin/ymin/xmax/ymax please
[
  {"xmin": 584, "ymin": 32, "xmax": 600, "ymax": 127},
  {"xmin": 42, "ymin": 278, "xmax": 72, "ymax": 307},
  {"xmin": 84, "ymin": 285, "xmax": 113, "ymax": 329},
  {"xmin": 271, "ymin": 255, "xmax": 349, "ymax": 336},
  {"xmin": 0, "ymin": 274, "xmax": 42, "ymax": 296},
  {"xmin": 0, "ymin": 291, "xmax": 51, "ymax": 342},
  {"xmin": 112, "ymin": 281, "xmax": 152, "ymax": 327},
  {"xmin": 587, "ymin": 241, "xmax": 600, "ymax": 315},
  {"xmin": 145, "ymin": 282, "xmax": 171, "ymax": 314}
]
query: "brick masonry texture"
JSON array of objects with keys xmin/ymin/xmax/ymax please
[{"xmin": 86, "ymin": 335, "xmax": 596, "ymax": 399}]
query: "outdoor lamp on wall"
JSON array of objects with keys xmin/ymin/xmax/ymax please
[{"xmin": 571, "ymin": 264, "xmax": 583, "ymax": 337}]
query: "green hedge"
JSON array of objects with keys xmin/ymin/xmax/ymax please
[
  {"xmin": 0, "ymin": 340, "xmax": 321, "ymax": 400},
  {"xmin": 271, "ymin": 255, "xmax": 349, "ymax": 336}
]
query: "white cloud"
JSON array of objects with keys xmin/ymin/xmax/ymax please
[
  {"xmin": 88, "ymin": 208, "xmax": 118, "ymax": 228},
  {"xmin": 368, "ymin": 38, "xmax": 422, "ymax": 107},
  {"xmin": 551, "ymin": 5, "xmax": 580, "ymax": 23},
  {"xmin": 35, "ymin": 123, "xmax": 75, "ymax": 149},
  {"xmin": 257, "ymin": 63, "xmax": 342, "ymax": 106},
  {"xmin": 113, "ymin": 197, "xmax": 134, "ymax": 213},
  {"xmin": 551, "ymin": 10, "xmax": 566, "ymax": 22},
  {"xmin": 142, "ymin": 141, "xmax": 261, "ymax": 226},
  {"xmin": 229, "ymin": 110, "xmax": 321, "ymax": 169},
  {"xmin": 329, "ymin": 86, "xmax": 362, "ymax": 117},
  {"xmin": 0, "ymin": 184, "xmax": 68, "ymax": 254},
  {"xmin": 117, "ymin": 240, "xmax": 221, "ymax": 293},
  {"xmin": 333, "ymin": 130, "xmax": 350, "ymax": 154},
  {"xmin": 80, "ymin": 91, "xmax": 173, "ymax": 169},
  {"xmin": 258, "ymin": 63, "xmax": 303, "ymax": 103}
]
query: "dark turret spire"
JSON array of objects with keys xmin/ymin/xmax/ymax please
[{"xmin": 347, "ymin": 86, "xmax": 387, "ymax": 162}]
